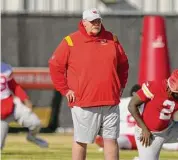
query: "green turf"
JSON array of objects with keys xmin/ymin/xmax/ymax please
[{"xmin": 1, "ymin": 134, "xmax": 178, "ymax": 160}]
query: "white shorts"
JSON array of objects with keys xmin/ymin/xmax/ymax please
[{"xmin": 71, "ymin": 105, "xmax": 120, "ymax": 143}]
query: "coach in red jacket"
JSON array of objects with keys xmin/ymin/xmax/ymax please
[{"xmin": 49, "ymin": 8, "xmax": 129, "ymax": 160}]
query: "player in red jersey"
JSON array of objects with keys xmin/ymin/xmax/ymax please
[
  {"xmin": 1, "ymin": 62, "xmax": 48, "ymax": 149},
  {"xmin": 95, "ymin": 84, "xmax": 178, "ymax": 152},
  {"xmin": 128, "ymin": 69, "xmax": 178, "ymax": 160}
]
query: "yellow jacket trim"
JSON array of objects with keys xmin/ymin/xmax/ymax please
[
  {"xmin": 64, "ymin": 36, "xmax": 73, "ymax": 46},
  {"xmin": 113, "ymin": 34, "xmax": 118, "ymax": 42}
]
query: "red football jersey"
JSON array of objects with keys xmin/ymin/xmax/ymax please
[{"xmin": 137, "ymin": 80, "xmax": 178, "ymax": 131}]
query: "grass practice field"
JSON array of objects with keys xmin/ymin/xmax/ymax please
[{"xmin": 1, "ymin": 133, "xmax": 178, "ymax": 160}]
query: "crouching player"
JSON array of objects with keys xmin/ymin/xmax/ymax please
[
  {"xmin": 0, "ymin": 62, "xmax": 48, "ymax": 149},
  {"xmin": 128, "ymin": 69, "xmax": 178, "ymax": 160},
  {"xmin": 95, "ymin": 83, "xmax": 178, "ymax": 152}
]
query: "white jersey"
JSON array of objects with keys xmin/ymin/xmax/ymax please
[
  {"xmin": 0, "ymin": 62, "xmax": 13, "ymax": 100},
  {"xmin": 119, "ymin": 97, "xmax": 144, "ymax": 135}
]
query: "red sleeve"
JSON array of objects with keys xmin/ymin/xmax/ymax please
[
  {"xmin": 48, "ymin": 39, "xmax": 70, "ymax": 96},
  {"xmin": 8, "ymin": 78, "xmax": 28, "ymax": 101},
  {"xmin": 136, "ymin": 81, "xmax": 155, "ymax": 102},
  {"xmin": 116, "ymin": 41, "xmax": 129, "ymax": 88}
]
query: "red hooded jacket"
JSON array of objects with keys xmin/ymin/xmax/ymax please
[{"xmin": 49, "ymin": 21, "xmax": 129, "ymax": 107}]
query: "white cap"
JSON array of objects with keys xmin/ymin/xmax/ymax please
[{"xmin": 82, "ymin": 8, "xmax": 102, "ymax": 21}]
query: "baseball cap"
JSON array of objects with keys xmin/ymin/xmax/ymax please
[
  {"xmin": 82, "ymin": 8, "xmax": 102, "ymax": 21},
  {"xmin": 168, "ymin": 69, "xmax": 178, "ymax": 93}
]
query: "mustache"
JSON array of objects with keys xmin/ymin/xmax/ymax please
[{"xmin": 92, "ymin": 26, "xmax": 100, "ymax": 29}]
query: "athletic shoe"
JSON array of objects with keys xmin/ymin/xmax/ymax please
[{"xmin": 26, "ymin": 133, "xmax": 48, "ymax": 148}]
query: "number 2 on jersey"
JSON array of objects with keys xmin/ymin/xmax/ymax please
[
  {"xmin": 0, "ymin": 75, "xmax": 7, "ymax": 91},
  {"xmin": 159, "ymin": 100, "xmax": 175, "ymax": 120}
]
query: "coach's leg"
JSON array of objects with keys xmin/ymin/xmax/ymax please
[
  {"xmin": 72, "ymin": 141, "xmax": 87, "ymax": 160},
  {"xmin": 104, "ymin": 138, "xmax": 119, "ymax": 160},
  {"xmin": 13, "ymin": 97, "xmax": 48, "ymax": 148},
  {"xmin": 102, "ymin": 105, "xmax": 120, "ymax": 160},
  {"xmin": 71, "ymin": 106, "xmax": 102, "ymax": 160},
  {"xmin": 0, "ymin": 120, "xmax": 9, "ymax": 149}
]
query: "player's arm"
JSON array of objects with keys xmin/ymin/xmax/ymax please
[
  {"xmin": 128, "ymin": 94, "xmax": 147, "ymax": 131},
  {"xmin": 8, "ymin": 77, "xmax": 33, "ymax": 109},
  {"xmin": 128, "ymin": 94, "xmax": 152, "ymax": 147},
  {"xmin": 128, "ymin": 82, "xmax": 154, "ymax": 147},
  {"xmin": 23, "ymin": 99, "xmax": 33, "ymax": 109}
]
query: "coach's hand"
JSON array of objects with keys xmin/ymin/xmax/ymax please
[
  {"xmin": 66, "ymin": 90, "xmax": 75, "ymax": 103},
  {"xmin": 140, "ymin": 127, "xmax": 152, "ymax": 147}
]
